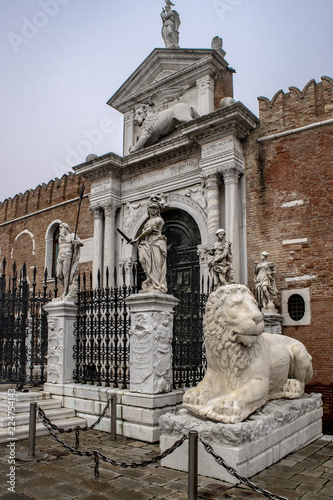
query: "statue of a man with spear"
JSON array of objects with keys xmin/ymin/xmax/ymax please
[{"xmin": 56, "ymin": 184, "xmax": 85, "ymax": 300}]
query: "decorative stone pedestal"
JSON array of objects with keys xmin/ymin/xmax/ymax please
[
  {"xmin": 263, "ymin": 306, "xmax": 284, "ymax": 335},
  {"xmin": 124, "ymin": 292, "xmax": 180, "ymax": 442},
  {"xmin": 44, "ymin": 299, "xmax": 77, "ymax": 385},
  {"xmin": 160, "ymin": 394, "xmax": 323, "ymax": 484}
]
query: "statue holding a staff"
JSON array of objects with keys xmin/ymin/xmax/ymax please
[{"xmin": 56, "ymin": 185, "xmax": 85, "ymax": 299}]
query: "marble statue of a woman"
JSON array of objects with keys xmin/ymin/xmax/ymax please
[
  {"xmin": 161, "ymin": 2, "xmax": 180, "ymax": 48},
  {"xmin": 254, "ymin": 251, "xmax": 278, "ymax": 310},
  {"xmin": 131, "ymin": 197, "xmax": 168, "ymax": 294}
]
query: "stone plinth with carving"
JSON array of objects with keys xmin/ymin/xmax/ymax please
[
  {"xmin": 44, "ymin": 299, "xmax": 77, "ymax": 385},
  {"xmin": 126, "ymin": 293, "xmax": 178, "ymax": 394}
]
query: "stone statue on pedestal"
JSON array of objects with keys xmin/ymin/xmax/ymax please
[
  {"xmin": 56, "ymin": 222, "xmax": 83, "ymax": 300},
  {"xmin": 208, "ymin": 229, "xmax": 235, "ymax": 288},
  {"xmin": 161, "ymin": 0, "xmax": 180, "ymax": 49},
  {"xmin": 183, "ymin": 284, "xmax": 313, "ymax": 424},
  {"xmin": 131, "ymin": 196, "xmax": 168, "ymax": 294},
  {"xmin": 254, "ymin": 251, "xmax": 278, "ymax": 310}
]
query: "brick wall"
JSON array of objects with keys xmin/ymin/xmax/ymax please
[
  {"xmin": 0, "ymin": 173, "xmax": 93, "ymax": 288},
  {"xmin": 244, "ymin": 77, "xmax": 333, "ymax": 430},
  {"xmin": 214, "ymin": 67, "xmax": 234, "ymax": 110}
]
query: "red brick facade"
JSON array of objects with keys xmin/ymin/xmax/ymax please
[
  {"xmin": 0, "ymin": 173, "xmax": 92, "ymax": 290},
  {"xmin": 244, "ymin": 76, "xmax": 333, "ymax": 432}
]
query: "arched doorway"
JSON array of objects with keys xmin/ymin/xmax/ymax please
[
  {"xmin": 136, "ymin": 208, "xmax": 201, "ymax": 293},
  {"xmin": 163, "ymin": 209, "xmax": 201, "ymax": 294}
]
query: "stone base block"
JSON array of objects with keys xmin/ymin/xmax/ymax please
[
  {"xmin": 44, "ymin": 383, "xmax": 183, "ymax": 443},
  {"xmin": 122, "ymin": 391, "xmax": 183, "ymax": 442},
  {"xmin": 160, "ymin": 394, "xmax": 323, "ymax": 484}
]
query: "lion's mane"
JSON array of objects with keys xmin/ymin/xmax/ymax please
[
  {"xmin": 134, "ymin": 104, "xmax": 158, "ymax": 140},
  {"xmin": 204, "ymin": 285, "xmax": 261, "ymax": 389}
]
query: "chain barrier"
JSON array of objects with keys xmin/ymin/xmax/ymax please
[
  {"xmin": 37, "ymin": 405, "xmax": 187, "ymax": 479},
  {"xmin": 38, "ymin": 398, "xmax": 112, "ymax": 448},
  {"xmin": 37, "ymin": 406, "xmax": 288, "ymax": 499},
  {"xmin": 200, "ymin": 438, "xmax": 288, "ymax": 500}
]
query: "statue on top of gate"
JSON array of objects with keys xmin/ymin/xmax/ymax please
[
  {"xmin": 161, "ymin": 0, "xmax": 181, "ymax": 49},
  {"xmin": 56, "ymin": 222, "xmax": 83, "ymax": 300},
  {"xmin": 131, "ymin": 196, "xmax": 168, "ymax": 294}
]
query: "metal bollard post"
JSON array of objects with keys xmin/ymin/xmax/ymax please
[
  {"xmin": 16, "ymin": 403, "xmax": 48, "ymax": 462},
  {"xmin": 28, "ymin": 403, "xmax": 37, "ymax": 457},
  {"xmin": 188, "ymin": 430, "xmax": 198, "ymax": 500},
  {"xmin": 111, "ymin": 395, "xmax": 117, "ymax": 440}
]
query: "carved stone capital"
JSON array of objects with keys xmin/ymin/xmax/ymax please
[
  {"xmin": 220, "ymin": 165, "xmax": 244, "ymax": 184},
  {"xmin": 205, "ymin": 173, "xmax": 221, "ymax": 190},
  {"xmin": 100, "ymin": 202, "xmax": 118, "ymax": 218},
  {"xmin": 89, "ymin": 205, "xmax": 103, "ymax": 220},
  {"xmin": 196, "ymin": 75, "xmax": 215, "ymax": 91}
]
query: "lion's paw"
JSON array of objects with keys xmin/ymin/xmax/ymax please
[
  {"xmin": 183, "ymin": 387, "xmax": 210, "ymax": 406},
  {"xmin": 282, "ymin": 378, "xmax": 304, "ymax": 398},
  {"xmin": 201, "ymin": 397, "xmax": 243, "ymax": 423}
]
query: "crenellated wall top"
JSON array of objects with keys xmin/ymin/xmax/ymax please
[
  {"xmin": 0, "ymin": 172, "xmax": 87, "ymax": 225},
  {"xmin": 257, "ymin": 76, "xmax": 333, "ymax": 134}
]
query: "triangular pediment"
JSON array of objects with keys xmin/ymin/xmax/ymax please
[{"xmin": 108, "ymin": 48, "xmax": 229, "ymax": 114}]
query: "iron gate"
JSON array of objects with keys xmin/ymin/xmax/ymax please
[
  {"xmin": 170, "ymin": 277, "xmax": 208, "ymax": 389},
  {"xmin": 73, "ymin": 269, "xmax": 134, "ymax": 388},
  {"xmin": 0, "ymin": 260, "xmax": 54, "ymax": 388}
]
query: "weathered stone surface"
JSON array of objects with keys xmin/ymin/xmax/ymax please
[
  {"xmin": 183, "ymin": 284, "xmax": 314, "ymax": 424},
  {"xmin": 160, "ymin": 394, "xmax": 322, "ymax": 446}
]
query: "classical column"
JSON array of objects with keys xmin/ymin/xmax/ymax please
[
  {"xmin": 205, "ymin": 173, "xmax": 221, "ymax": 247},
  {"xmin": 196, "ymin": 75, "xmax": 215, "ymax": 114},
  {"xmin": 91, "ymin": 205, "xmax": 104, "ymax": 288},
  {"xmin": 103, "ymin": 204, "xmax": 117, "ymax": 281},
  {"xmin": 222, "ymin": 166, "xmax": 242, "ymax": 283}
]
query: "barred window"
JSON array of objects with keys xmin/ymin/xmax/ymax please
[{"xmin": 288, "ymin": 294, "xmax": 306, "ymax": 321}]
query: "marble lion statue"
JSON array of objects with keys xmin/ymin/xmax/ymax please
[
  {"xmin": 129, "ymin": 102, "xmax": 200, "ymax": 153},
  {"xmin": 183, "ymin": 284, "xmax": 313, "ymax": 424}
]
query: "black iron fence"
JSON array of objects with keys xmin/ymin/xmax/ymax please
[
  {"xmin": 73, "ymin": 266, "xmax": 209, "ymax": 390},
  {"xmin": 73, "ymin": 269, "xmax": 134, "ymax": 388},
  {"xmin": 171, "ymin": 289, "xmax": 208, "ymax": 389},
  {"xmin": 0, "ymin": 259, "xmax": 55, "ymax": 388}
]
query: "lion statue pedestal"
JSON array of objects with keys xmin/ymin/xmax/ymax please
[
  {"xmin": 160, "ymin": 394, "xmax": 322, "ymax": 483},
  {"xmin": 159, "ymin": 285, "xmax": 322, "ymax": 482}
]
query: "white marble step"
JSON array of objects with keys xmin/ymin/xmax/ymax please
[
  {"xmin": 0, "ymin": 416, "xmax": 87, "ymax": 443},
  {"xmin": 0, "ymin": 398, "xmax": 62, "ymax": 414},
  {"xmin": 0, "ymin": 407, "xmax": 76, "ymax": 428},
  {"xmin": 0, "ymin": 391, "xmax": 52, "ymax": 402}
]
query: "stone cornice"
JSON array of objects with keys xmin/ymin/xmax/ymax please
[
  {"xmin": 73, "ymin": 152, "xmax": 123, "ymax": 181},
  {"xmin": 108, "ymin": 49, "xmax": 232, "ymax": 114},
  {"xmin": 73, "ymin": 103, "xmax": 257, "ymax": 184},
  {"xmin": 179, "ymin": 102, "xmax": 259, "ymax": 142}
]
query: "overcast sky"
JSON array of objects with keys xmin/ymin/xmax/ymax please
[{"xmin": 1, "ymin": 0, "xmax": 332, "ymax": 202}]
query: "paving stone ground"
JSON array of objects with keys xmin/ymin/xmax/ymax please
[{"xmin": 0, "ymin": 429, "xmax": 332, "ymax": 499}]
